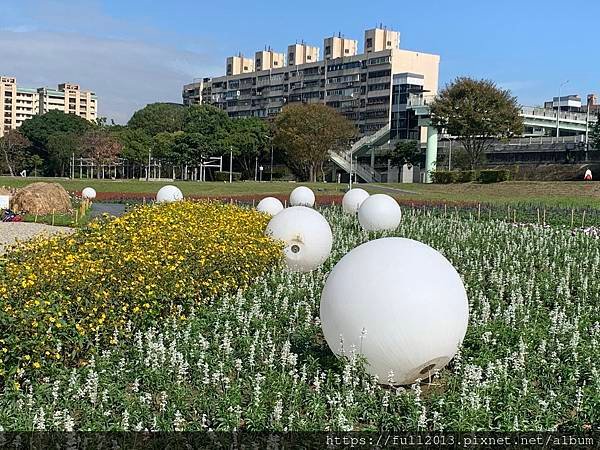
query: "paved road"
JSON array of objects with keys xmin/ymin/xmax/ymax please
[{"xmin": 0, "ymin": 222, "xmax": 74, "ymax": 255}]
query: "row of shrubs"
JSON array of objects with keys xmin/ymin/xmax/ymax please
[{"xmin": 431, "ymin": 169, "xmax": 511, "ymax": 184}]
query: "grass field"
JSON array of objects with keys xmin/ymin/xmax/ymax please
[{"xmin": 1, "ymin": 176, "xmax": 599, "ymax": 208}]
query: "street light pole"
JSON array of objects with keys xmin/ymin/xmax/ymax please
[
  {"xmin": 229, "ymin": 148, "xmax": 233, "ymax": 183},
  {"xmin": 556, "ymin": 80, "xmax": 569, "ymax": 138}
]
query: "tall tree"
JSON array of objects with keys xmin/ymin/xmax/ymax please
[
  {"xmin": 273, "ymin": 104, "xmax": 356, "ymax": 181},
  {"xmin": 0, "ymin": 129, "xmax": 31, "ymax": 176},
  {"xmin": 46, "ymin": 132, "xmax": 81, "ymax": 177},
  {"xmin": 79, "ymin": 130, "xmax": 123, "ymax": 178},
  {"xmin": 183, "ymin": 105, "xmax": 230, "ymax": 141},
  {"xmin": 19, "ymin": 110, "xmax": 93, "ymax": 175},
  {"xmin": 224, "ymin": 118, "xmax": 271, "ymax": 177},
  {"xmin": 114, "ymin": 128, "xmax": 153, "ymax": 164},
  {"xmin": 19, "ymin": 110, "xmax": 92, "ymax": 153},
  {"xmin": 430, "ymin": 77, "xmax": 523, "ymax": 170},
  {"xmin": 128, "ymin": 103, "xmax": 186, "ymax": 136}
]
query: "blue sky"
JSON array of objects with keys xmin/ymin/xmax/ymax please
[{"xmin": 0, "ymin": 0, "xmax": 597, "ymax": 123}]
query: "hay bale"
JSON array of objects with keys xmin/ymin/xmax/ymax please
[{"xmin": 11, "ymin": 182, "xmax": 72, "ymax": 215}]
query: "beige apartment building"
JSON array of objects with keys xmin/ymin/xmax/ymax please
[
  {"xmin": 0, "ymin": 76, "xmax": 98, "ymax": 137},
  {"xmin": 182, "ymin": 26, "xmax": 439, "ymax": 139}
]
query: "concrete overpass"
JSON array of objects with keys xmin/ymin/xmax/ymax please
[{"xmin": 329, "ymin": 98, "xmax": 598, "ymax": 182}]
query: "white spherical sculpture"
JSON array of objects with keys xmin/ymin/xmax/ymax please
[
  {"xmin": 81, "ymin": 187, "xmax": 96, "ymax": 200},
  {"xmin": 156, "ymin": 185, "xmax": 183, "ymax": 203},
  {"xmin": 265, "ymin": 206, "xmax": 332, "ymax": 272},
  {"xmin": 342, "ymin": 188, "xmax": 369, "ymax": 214},
  {"xmin": 357, "ymin": 194, "xmax": 401, "ymax": 231},
  {"xmin": 289, "ymin": 186, "xmax": 315, "ymax": 207},
  {"xmin": 257, "ymin": 197, "xmax": 284, "ymax": 216},
  {"xmin": 320, "ymin": 237, "xmax": 469, "ymax": 385}
]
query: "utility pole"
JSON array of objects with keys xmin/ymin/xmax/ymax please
[
  {"xmin": 448, "ymin": 139, "xmax": 452, "ymax": 171},
  {"xmin": 254, "ymin": 156, "xmax": 258, "ymax": 181},
  {"xmin": 556, "ymin": 80, "xmax": 569, "ymax": 138}
]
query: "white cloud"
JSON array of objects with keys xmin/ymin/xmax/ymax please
[{"xmin": 0, "ymin": 30, "xmax": 220, "ymax": 124}]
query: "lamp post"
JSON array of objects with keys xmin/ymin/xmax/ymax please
[{"xmin": 556, "ymin": 80, "xmax": 569, "ymax": 138}]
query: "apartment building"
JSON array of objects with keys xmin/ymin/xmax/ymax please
[
  {"xmin": 182, "ymin": 27, "xmax": 439, "ymax": 139},
  {"xmin": 0, "ymin": 76, "xmax": 98, "ymax": 137}
]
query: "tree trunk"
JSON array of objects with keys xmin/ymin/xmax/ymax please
[{"xmin": 2, "ymin": 147, "xmax": 14, "ymax": 177}]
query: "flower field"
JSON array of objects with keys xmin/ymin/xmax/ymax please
[
  {"xmin": 0, "ymin": 204, "xmax": 598, "ymax": 431},
  {"xmin": 0, "ymin": 201, "xmax": 281, "ymax": 379}
]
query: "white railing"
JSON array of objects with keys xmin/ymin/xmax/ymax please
[{"xmin": 520, "ymin": 106, "xmax": 594, "ymax": 122}]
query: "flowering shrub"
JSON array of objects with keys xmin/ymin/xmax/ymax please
[{"xmin": 0, "ymin": 201, "xmax": 281, "ymax": 378}]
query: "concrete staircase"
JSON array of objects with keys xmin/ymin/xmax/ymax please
[{"xmin": 329, "ymin": 124, "xmax": 391, "ymax": 182}]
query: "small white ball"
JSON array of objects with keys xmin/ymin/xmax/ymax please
[
  {"xmin": 342, "ymin": 188, "xmax": 369, "ymax": 214},
  {"xmin": 265, "ymin": 206, "xmax": 332, "ymax": 272},
  {"xmin": 358, "ymin": 194, "xmax": 401, "ymax": 231},
  {"xmin": 320, "ymin": 237, "xmax": 469, "ymax": 385},
  {"xmin": 81, "ymin": 187, "xmax": 96, "ymax": 200},
  {"xmin": 289, "ymin": 186, "xmax": 315, "ymax": 207},
  {"xmin": 257, "ymin": 197, "xmax": 284, "ymax": 216},
  {"xmin": 156, "ymin": 185, "xmax": 183, "ymax": 203}
]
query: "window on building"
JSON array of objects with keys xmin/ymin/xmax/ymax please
[
  {"xmin": 243, "ymin": 66, "xmax": 249, "ymax": 71},
  {"xmin": 256, "ymin": 59, "xmax": 261, "ymax": 67},
  {"xmin": 289, "ymin": 52, "xmax": 294, "ymax": 62},
  {"xmin": 325, "ymin": 45, "xmax": 331, "ymax": 55},
  {"xmin": 227, "ymin": 64, "xmax": 232, "ymax": 74},
  {"xmin": 366, "ymin": 38, "xmax": 372, "ymax": 48},
  {"xmin": 387, "ymin": 41, "xmax": 392, "ymax": 46},
  {"xmin": 307, "ymin": 55, "xmax": 312, "ymax": 60},
  {"xmin": 344, "ymin": 49, "xmax": 349, "ymax": 54},
  {"xmin": 273, "ymin": 61, "xmax": 278, "ymax": 66}
]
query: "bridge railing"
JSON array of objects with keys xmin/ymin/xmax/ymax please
[
  {"xmin": 520, "ymin": 106, "xmax": 593, "ymax": 122},
  {"xmin": 437, "ymin": 135, "xmax": 586, "ymax": 148}
]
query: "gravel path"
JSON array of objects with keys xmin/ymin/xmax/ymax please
[{"xmin": 0, "ymin": 222, "xmax": 75, "ymax": 254}]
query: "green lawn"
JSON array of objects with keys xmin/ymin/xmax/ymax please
[{"xmin": 1, "ymin": 176, "xmax": 599, "ymax": 208}]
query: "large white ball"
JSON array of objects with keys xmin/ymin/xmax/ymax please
[
  {"xmin": 257, "ymin": 197, "xmax": 284, "ymax": 216},
  {"xmin": 265, "ymin": 206, "xmax": 332, "ymax": 272},
  {"xmin": 342, "ymin": 188, "xmax": 369, "ymax": 214},
  {"xmin": 156, "ymin": 185, "xmax": 183, "ymax": 203},
  {"xmin": 357, "ymin": 194, "xmax": 401, "ymax": 231},
  {"xmin": 320, "ymin": 237, "xmax": 469, "ymax": 385},
  {"xmin": 81, "ymin": 187, "xmax": 96, "ymax": 200},
  {"xmin": 289, "ymin": 186, "xmax": 315, "ymax": 207}
]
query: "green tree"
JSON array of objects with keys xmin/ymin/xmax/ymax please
[
  {"xmin": 19, "ymin": 110, "xmax": 93, "ymax": 175},
  {"xmin": 114, "ymin": 128, "xmax": 153, "ymax": 164},
  {"xmin": 0, "ymin": 129, "xmax": 31, "ymax": 176},
  {"xmin": 591, "ymin": 114, "xmax": 600, "ymax": 150},
  {"xmin": 27, "ymin": 154, "xmax": 44, "ymax": 177},
  {"xmin": 388, "ymin": 140, "xmax": 421, "ymax": 168},
  {"xmin": 46, "ymin": 132, "xmax": 81, "ymax": 177},
  {"xmin": 19, "ymin": 110, "xmax": 92, "ymax": 152},
  {"xmin": 224, "ymin": 118, "xmax": 271, "ymax": 178},
  {"xmin": 274, "ymin": 104, "xmax": 356, "ymax": 181},
  {"xmin": 128, "ymin": 103, "xmax": 186, "ymax": 136},
  {"xmin": 430, "ymin": 77, "xmax": 523, "ymax": 170}
]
